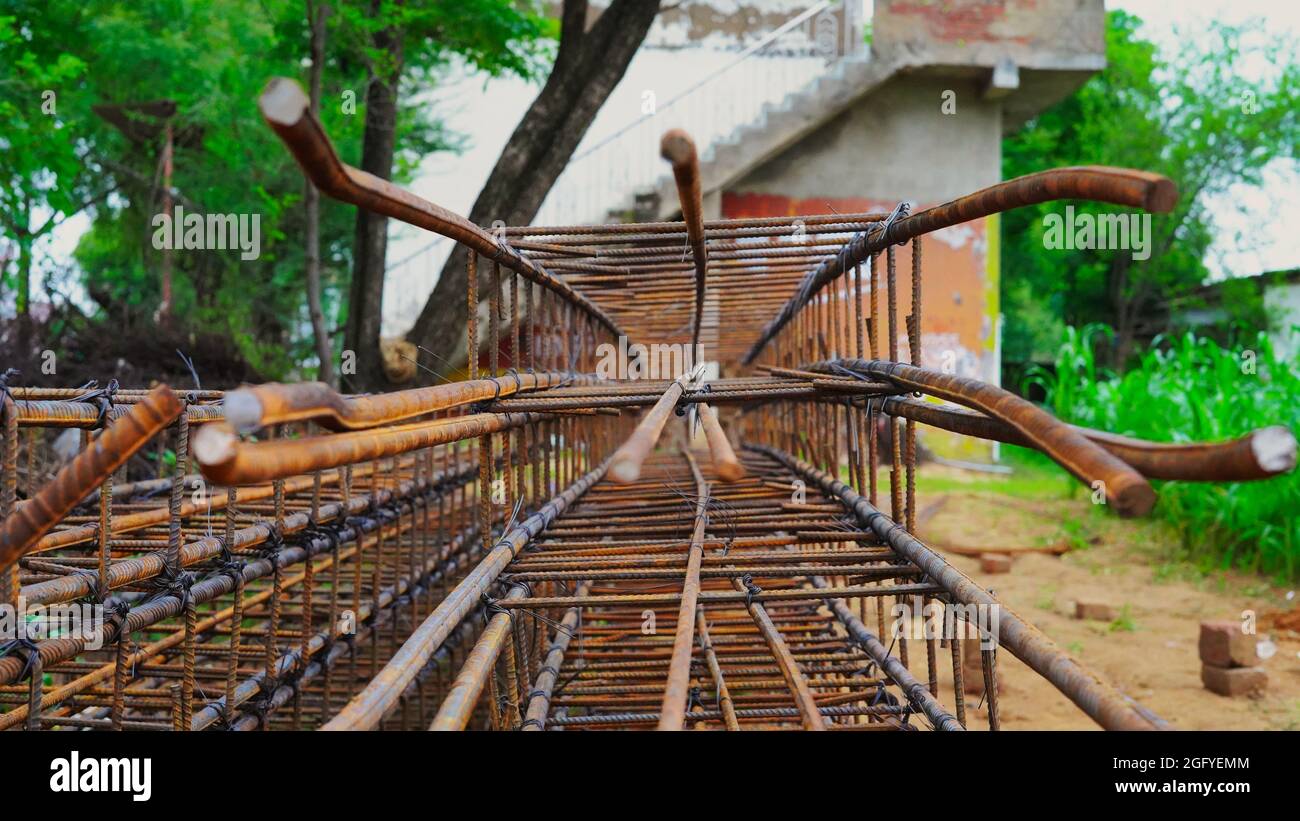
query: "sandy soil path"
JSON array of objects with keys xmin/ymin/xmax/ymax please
[{"xmin": 894, "ymin": 471, "xmax": 1300, "ymax": 730}]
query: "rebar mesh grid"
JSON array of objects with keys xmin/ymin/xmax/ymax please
[{"xmin": 0, "ymin": 78, "xmax": 1293, "ymax": 733}]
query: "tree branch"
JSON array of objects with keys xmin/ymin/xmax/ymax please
[
  {"xmin": 553, "ymin": 0, "xmax": 589, "ymax": 76},
  {"xmin": 31, "ymin": 184, "xmax": 120, "ymax": 239},
  {"xmin": 405, "ymin": 0, "xmax": 660, "ymax": 373}
]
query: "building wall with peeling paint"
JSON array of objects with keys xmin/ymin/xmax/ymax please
[
  {"xmin": 566, "ymin": 1, "xmax": 865, "ymax": 56},
  {"xmin": 713, "ymin": 0, "xmax": 1110, "ymax": 458},
  {"xmin": 723, "ymin": 71, "xmax": 1003, "ymax": 395}
]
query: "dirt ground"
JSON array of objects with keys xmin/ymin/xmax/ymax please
[{"xmin": 898, "ymin": 465, "xmax": 1300, "ymax": 730}]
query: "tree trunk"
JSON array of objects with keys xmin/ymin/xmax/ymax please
[
  {"xmin": 405, "ymin": 0, "xmax": 660, "ymax": 376},
  {"xmin": 305, "ymin": 0, "xmax": 334, "ymax": 386},
  {"xmin": 343, "ymin": 1, "xmax": 404, "ymax": 391},
  {"xmin": 1108, "ymin": 213, "xmax": 1181, "ymax": 369},
  {"xmin": 15, "ymin": 236, "xmax": 30, "ymax": 319},
  {"xmin": 157, "ymin": 123, "xmax": 173, "ymax": 327},
  {"xmin": 15, "ymin": 232, "xmax": 33, "ymax": 354},
  {"xmin": 1108, "ymin": 254, "xmax": 1135, "ymax": 368}
]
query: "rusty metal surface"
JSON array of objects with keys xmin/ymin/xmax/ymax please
[
  {"xmin": 877, "ymin": 396, "xmax": 1296, "ymax": 482},
  {"xmin": 223, "ymin": 371, "xmax": 578, "ymax": 433},
  {"xmin": 742, "ymin": 166, "xmax": 1177, "ymax": 364},
  {"xmin": 752, "ymin": 443, "xmax": 1159, "ymax": 731},
  {"xmin": 696, "ymin": 402, "xmax": 746, "ymax": 482},
  {"xmin": 656, "ymin": 450, "xmax": 710, "ymax": 730},
  {"xmin": 194, "ymin": 412, "xmax": 552, "ymax": 485},
  {"xmin": 660, "ymin": 128, "xmax": 708, "ymax": 349},
  {"xmin": 0, "ymin": 386, "xmax": 182, "ymax": 572},
  {"xmin": 322, "ymin": 458, "xmax": 613, "ymax": 730},
  {"xmin": 609, "ymin": 374, "xmax": 694, "ymax": 484},
  {"xmin": 257, "ymin": 77, "xmax": 622, "ymax": 338},
  {"xmin": 4, "ymin": 98, "xmax": 1290, "ymax": 735},
  {"xmin": 811, "ymin": 358, "xmax": 1156, "ymax": 516}
]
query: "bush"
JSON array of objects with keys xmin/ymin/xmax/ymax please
[{"xmin": 1024, "ymin": 324, "xmax": 1300, "ymax": 579}]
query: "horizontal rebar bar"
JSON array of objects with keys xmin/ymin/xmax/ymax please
[{"xmin": 749, "ymin": 443, "xmax": 1163, "ymax": 731}]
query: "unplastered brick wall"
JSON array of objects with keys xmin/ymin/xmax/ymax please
[{"xmin": 872, "ymin": 0, "xmax": 1104, "ymax": 69}]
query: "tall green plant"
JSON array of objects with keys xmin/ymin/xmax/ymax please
[{"xmin": 1027, "ymin": 325, "xmax": 1300, "ymax": 579}]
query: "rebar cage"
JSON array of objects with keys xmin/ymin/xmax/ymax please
[{"xmin": 0, "ymin": 77, "xmax": 1293, "ymax": 732}]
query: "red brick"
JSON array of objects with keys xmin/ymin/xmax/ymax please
[
  {"xmin": 1074, "ymin": 601, "xmax": 1117, "ymax": 621},
  {"xmin": 961, "ymin": 635, "xmax": 1002, "ymax": 696},
  {"xmin": 979, "ymin": 553, "xmax": 1011, "ymax": 574},
  {"xmin": 1201, "ymin": 664, "xmax": 1267, "ymax": 697},
  {"xmin": 1198, "ymin": 620, "xmax": 1257, "ymax": 667}
]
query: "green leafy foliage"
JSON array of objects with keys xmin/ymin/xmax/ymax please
[
  {"xmin": 1002, "ymin": 10, "xmax": 1300, "ymax": 366},
  {"xmin": 0, "ymin": 3, "xmax": 94, "ymax": 314},
  {"xmin": 1027, "ymin": 324, "xmax": 1300, "ymax": 579},
  {"xmin": 1, "ymin": 0, "xmax": 551, "ymax": 380}
]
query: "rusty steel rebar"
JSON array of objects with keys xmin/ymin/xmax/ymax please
[
  {"xmin": 750, "ymin": 443, "xmax": 1162, "ymax": 731},
  {"xmin": 322, "ymin": 458, "xmax": 610, "ymax": 730},
  {"xmin": 696, "ymin": 402, "xmax": 745, "ymax": 482},
  {"xmin": 694, "ymin": 604, "xmax": 739, "ymax": 730},
  {"xmin": 5, "ymin": 118, "xmax": 1287, "ymax": 737},
  {"xmin": 520, "ymin": 582, "xmax": 591, "ymax": 730},
  {"xmin": 731, "ymin": 572, "xmax": 826, "ymax": 730},
  {"xmin": 877, "ymin": 396, "xmax": 1297, "ymax": 482},
  {"xmin": 438, "ymin": 449, "xmax": 929, "ymax": 730},
  {"xmin": 428, "ymin": 585, "xmax": 528, "ymax": 731},
  {"xmin": 11, "ymin": 399, "xmax": 224, "ymax": 428},
  {"xmin": 743, "ymin": 166, "xmax": 1177, "ymax": 364},
  {"xmin": 609, "ymin": 372, "xmax": 695, "ymax": 484},
  {"xmin": 812, "ymin": 576, "xmax": 963, "ymax": 731},
  {"xmin": 0, "ymin": 385, "xmax": 181, "ymax": 572},
  {"xmin": 222, "ymin": 371, "xmax": 577, "ymax": 433},
  {"xmin": 193, "ymin": 412, "xmax": 549, "ymax": 485},
  {"xmin": 258, "ymin": 77, "xmax": 622, "ymax": 337},
  {"xmin": 656, "ymin": 451, "xmax": 709, "ymax": 730},
  {"xmin": 660, "ymin": 128, "xmax": 708, "ymax": 349},
  {"xmin": 0, "ymin": 460, "xmax": 474, "ymax": 689},
  {"xmin": 818, "ymin": 359, "xmax": 1156, "ymax": 516}
]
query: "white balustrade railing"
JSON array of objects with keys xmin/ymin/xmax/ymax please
[
  {"xmin": 384, "ymin": 2, "xmax": 867, "ymax": 334},
  {"xmin": 534, "ymin": 1, "xmax": 864, "ymax": 227}
]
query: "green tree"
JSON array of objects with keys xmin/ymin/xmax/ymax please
[
  {"xmin": 0, "ymin": 2, "xmax": 98, "ymax": 349},
  {"xmin": 76, "ymin": 0, "xmax": 361, "ymax": 377},
  {"xmin": 1002, "ymin": 10, "xmax": 1300, "ymax": 366},
  {"xmin": 329, "ymin": 0, "xmax": 552, "ymax": 389},
  {"xmin": 2, "ymin": 0, "xmax": 551, "ymax": 383},
  {"xmin": 0, "ymin": 0, "xmax": 364, "ymax": 377}
]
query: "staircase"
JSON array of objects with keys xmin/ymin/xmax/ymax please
[
  {"xmin": 637, "ymin": 54, "xmax": 909, "ymax": 221},
  {"xmin": 533, "ymin": 1, "xmax": 899, "ymax": 227}
]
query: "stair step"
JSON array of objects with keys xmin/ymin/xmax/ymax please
[{"xmin": 544, "ymin": 51, "xmax": 888, "ymax": 225}]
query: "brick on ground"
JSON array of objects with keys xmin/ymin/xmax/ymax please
[
  {"xmin": 1198, "ymin": 620, "xmax": 1257, "ymax": 667},
  {"xmin": 978, "ymin": 553, "xmax": 1011, "ymax": 574},
  {"xmin": 1074, "ymin": 600, "xmax": 1116, "ymax": 621},
  {"xmin": 1201, "ymin": 664, "xmax": 1267, "ymax": 697}
]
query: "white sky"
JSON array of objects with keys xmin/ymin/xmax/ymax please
[
  {"xmin": 1111, "ymin": 0, "xmax": 1300, "ymax": 282},
  {"xmin": 26, "ymin": 0, "xmax": 1300, "ymax": 328}
]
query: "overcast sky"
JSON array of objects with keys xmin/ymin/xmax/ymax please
[{"xmin": 1111, "ymin": 0, "xmax": 1299, "ymax": 281}]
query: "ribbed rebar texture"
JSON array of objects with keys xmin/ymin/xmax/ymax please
[{"xmin": 5, "ymin": 101, "xmax": 1294, "ymax": 734}]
